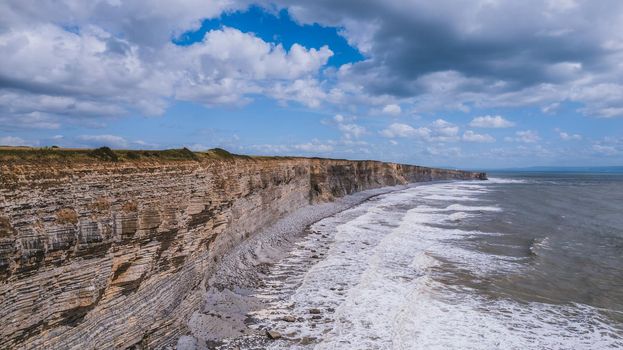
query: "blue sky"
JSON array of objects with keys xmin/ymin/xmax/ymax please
[{"xmin": 1, "ymin": 1, "xmax": 623, "ymax": 169}]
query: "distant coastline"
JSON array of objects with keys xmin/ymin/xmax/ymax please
[{"xmin": 484, "ymin": 166, "xmax": 623, "ymax": 174}]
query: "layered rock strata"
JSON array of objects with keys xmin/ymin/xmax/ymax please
[{"xmin": 0, "ymin": 156, "xmax": 485, "ymax": 349}]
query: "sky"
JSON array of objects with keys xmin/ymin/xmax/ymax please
[{"xmin": 1, "ymin": 0, "xmax": 623, "ymax": 169}]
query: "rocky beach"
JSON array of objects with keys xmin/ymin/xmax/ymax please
[
  {"xmin": 187, "ymin": 174, "xmax": 623, "ymax": 349},
  {"xmin": 178, "ymin": 184, "xmax": 416, "ymax": 349}
]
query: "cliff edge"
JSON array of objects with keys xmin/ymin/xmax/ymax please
[{"xmin": 0, "ymin": 148, "xmax": 485, "ymax": 349}]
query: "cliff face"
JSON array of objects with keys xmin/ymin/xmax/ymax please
[{"xmin": 0, "ymin": 157, "xmax": 484, "ymax": 349}]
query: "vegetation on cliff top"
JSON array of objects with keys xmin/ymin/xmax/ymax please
[{"xmin": 0, "ymin": 146, "xmax": 258, "ymax": 164}]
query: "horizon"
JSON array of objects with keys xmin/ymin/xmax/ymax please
[{"xmin": 2, "ymin": 1, "xmax": 623, "ymax": 168}]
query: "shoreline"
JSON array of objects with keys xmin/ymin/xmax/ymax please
[
  {"xmin": 178, "ymin": 183, "xmax": 424, "ymax": 349},
  {"xmin": 1, "ymin": 153, "xmax": 484, "ymax": 349}
]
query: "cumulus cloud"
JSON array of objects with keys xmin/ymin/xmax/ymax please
[
  {"xmin": 0, "ymin": 24, "xmax": 169, "ymax": 117},
  {"xmin": 591, "ymin": 137, "xmax": 622, "ymax": 156},
  {"xmin": 2, "ymin": 0, "xmax": 623, "ymax": 166},
  {"xmin": 270, "ymin": 78, "xmax": 330, "ymax": 108},
  {"xmin": 382, "ymin": 104, "xmax": 402, "ymax": 116},
  {"xmin": 337, "ymin": 122, "xmax": 366, "ymax": 139},
  {"xmin": 77, "ymin": 134, "xmax": 129, "ymax": 148},
  {"xmin": 469, "ymin": 115, "xmax": 515, "ymax": 128},
  {"xmin": 248, "ymin": 137, "xmax": 373, "ymax": 157},
  {"xmin": 379, "ymin": 123, "xmax": 431, "ymax": 138},
  {"xmin": 431, "ymin": 119, "xmax": 459, "ymax": 140},
  {"xmin": 273, "ymin": 0, "xmax": 623, "ymax": 117},
  {"xmin": 174, "ymin": 28, "xmax": 333, "ymax": 107},
  {"xmin": 555, "ymin": 128, "xmax": 582, "ymax": 140},
  {"xmin": 0, "ymin": 111, "xmax": 61, "ymax": 131},
  {"xmin": 3, "ymin": 0, "xmax": 623, "ymax": 131},
  {"xmin": 329, "ymin": 114, "xmax": 366, "ymax": 139},
  {"xmin": 293, "ymin": 142, "xmax": 334, "ymax": 153},
  {"xmin": 592, "ymin": 144, "xmax": 619, "ymax": 155},
  {"xmin": 0, "ymin": 7, "xmax": 333, "ymax": 129},
  {"xmin": 425, "ymin": 145, "xmax": 461, "ymax": 158},
  {"xmin": 379, "ymin": 119, "xmax": 461, "ymax": 142},
  {"xmin": 0, "ymin": 136, "xmax": 32, "ymax": 146},
  {"xmin": 508, "ymin": 130, "xmax": 541, "ymax": 143},
  {"xmin": 541, "ymin": 102, "xmax": 561, "ymax": 114},
  {"xmin": 463, "ymin": 130, "xmax": 495, "ymax": 143},
  {"xmin": 249, "ymin": 140, "xmax": 335, "ymax": 154},
  {"xmin": 249, "ymin": 143, "xmax": 292, "ymax": 154},
  {"xmin": 0, "ymin": 0, "xmax": 247, "ymax": 47}
]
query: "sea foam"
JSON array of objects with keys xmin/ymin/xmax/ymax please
[{"xmin": 246, "ymin": 181, "xmax": 621, "ymax": 349}]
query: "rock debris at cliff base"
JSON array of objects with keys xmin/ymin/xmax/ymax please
[{"xmin": 183, "ymin": 184, "xmax": 412, "ymax": 349}]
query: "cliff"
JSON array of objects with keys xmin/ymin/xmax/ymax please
[{"xmin": 0, "ymin": 148, "xmax": 485, "ymax": 349}]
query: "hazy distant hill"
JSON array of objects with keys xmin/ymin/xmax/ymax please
[{"xmin": 489, "ymin": 166, "xmax": 623, "ymax": 173}]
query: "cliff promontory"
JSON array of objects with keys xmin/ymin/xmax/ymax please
[{"xmin": 0, "ymin": 148, "xmax": 485, "ymax": 349}]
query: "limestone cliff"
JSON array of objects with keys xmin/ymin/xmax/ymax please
[{"xmin": 0, "ymin": 150, "xmax": 485, "ymax": 349}]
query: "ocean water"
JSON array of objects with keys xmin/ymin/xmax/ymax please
[{"xmin": 243, "ymin": 173, "xmax": 623, "ymax": 349}]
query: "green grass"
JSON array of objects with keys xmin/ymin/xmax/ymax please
[{"xmin": 0, "ymin": 146, "xmax": 256, "ymax": 164}]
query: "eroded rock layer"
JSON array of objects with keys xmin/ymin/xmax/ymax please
[{"xmin": 0, "ymin": 157, "xmax": 484, "ymax": 349}]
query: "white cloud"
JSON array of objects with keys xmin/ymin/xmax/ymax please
[
  {"xmin": 329, "ymin": 114, "xmax": 366, "ymax": 139},
  {"xmin": 3, "ymin": 0, "xmax": 623, "ymax": 133},
  {"xmin": 269, "ymin": 78, "xmax": 327, "ymax": 108},
  {"xmin": 463, "ymin": 130, "xmax": 495, "ymax": 143},
  {"xmin": 0, "ymin": 22, "xmax": 333, "ymax": 128},
  {"xmin": 379, "ymin": 123, "xmax": 431, "ymax": 138},
  {"xmin": 133, "ymin": 140, "xmax": 160, "ymax": 149},
  {"xmin": 177, "ymin": 28, "xmax": 332, "ymax": 81},
  {"xmin": 249, "ymin": 137, "xmax": 371, "ymax": 156},
  {"xmin": 541, "ymin": 102, "xmax": 561, "ymax": 114},
  {"xmin": 555, "ymin": 128, "xmax": 582, "ymax": 140},
  {"xmin": 425, "ymin": 145, "xmax": 461, "ymax": 157},
  {"xmin": 512, "ymin": 130, "xmax": 541, "ymax": 143},
  {"xmin": 0, "ymin": 25, "xmax": 168, "ymax": 117},
  {"xmin": 281, "ymin": 1, "xmax": 623, "ymax": 118},
  {"xmin": 431, "ymin": 119, "xmax": 459, "ymax": 138},
  {"xmin": 0, "ymin": 136, "xmax": 31, "ymax": 146},
  {"xmin": 0, "ymin": 111, "xmax": 61, "ymax": 131},
  {"xmin": 249, "ymin": 144, "xmax": 292, "ymax": 154},
  {"xmin": 0, "ymin": 0, "xmax": 246, "ymax": 47},
  {"xmin": 293, "ymin": 142, "xmax": 334, "ymax": 153},
  {"xmin": 592, "ymin": 144, "xmax": 619, "ymax": 155},
  {"xmin": 171, "ymin": 27, "xmax": 333, "ymax": 107},
  {"xmin": 338, "ymin": 122, "xmax": 366, "ymax": 139},
  {"xmin": 591, "ymin": 137, "xmax": 622, "ymax": 156},
  {"xmin": 569, "ymin": 84, "xmax": 623, "ymax": 118},
  {"xmin": 469, "ymin": 115, "xmax": 515, "ymax": 128},
  {"xmin": 382, "ymin": 104, "xmax": 402, "ymax": 116},
  {"xmin": 379, "ymin": 119, "xmax": 461, "ymax": 142},
  {"xmin": 77, "ymin": 134, "xmax": 129, "ymax": 148}
]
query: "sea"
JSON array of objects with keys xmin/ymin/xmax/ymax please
[{"xmin": 239, "ymin": 173, "xmax": 623, "ymax": 349}]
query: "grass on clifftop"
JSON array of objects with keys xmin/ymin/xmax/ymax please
[{"xmin": 0, "ymin": 146, "xmax": 256, "ymax": 164}]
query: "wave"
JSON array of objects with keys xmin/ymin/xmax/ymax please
[
  {"xmin": 413, "ymin": 203, "xmax": 503, "ymax": 212},
  {"xmin": 394, "ymin": 280, "xmax": 623, "ymax": 349},
  {"xmin": 248, "ymin": 180, "xmax": 621, "ymax": 350},
  {"xmin": 423, "ymin": 194, "xmax": 482, "ymax": 201},
  {"xmin": 529, "ymin": 236, "xmax": 551, "ymax": 256},
  {"xmin": 486, "ymin": 177, "xmax": 528, "ymax": 184}
]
